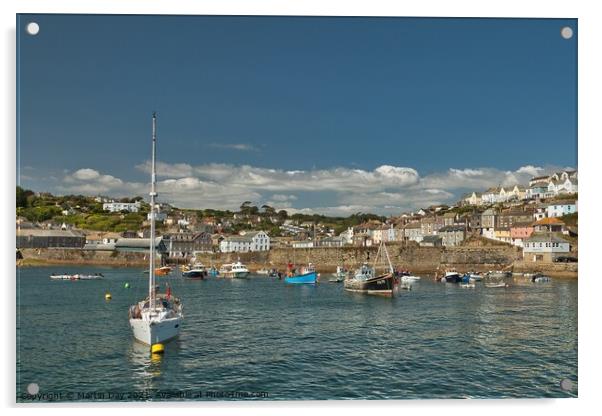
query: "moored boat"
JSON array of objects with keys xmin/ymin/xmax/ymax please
[
  {"xmin": 531, "ymin": 273, "xmax": 551, "ymax": 283},
  {"xmin": 329, "ymin": 265, "xmax": 348, "ymax": 282},
  {"xmin": 344, "ymin": 241, "xmax": 398, "ymax": 296},
  {"xmin": 485, "ymin": 282, "xmax": 509, "ymax": 288},
  {"xmin": 285, "ymin": 263, "xmax": 318, "ymax": 284},
  {"xmin": 50, "ymin": 273, "xmax": 103, "ymax": 280},
  {"xmin": 398, "ymin": 270, "xmax": 421, "ymax": 283},
  {"xmin": 486, "ymin": 270, "xmax": 512, "ymax": 279},
  {"xmin": 129, "ymin": 113, "xmax": 183, "ymax": 346},
  {"xmin": 182, "ymin": 263, "xmax": 208, "ymax": 279},
  {"xmin": 219, "ymin": 261, "xmax": 250, "ymax": 278},
  {"xmin": 441, "ymin": 271, "xmax": 463, "ymax": 283}
]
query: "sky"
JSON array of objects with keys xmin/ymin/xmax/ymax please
[{"xmin": 17, "ymin": 15, "xmax": 577, "ymax": 216}]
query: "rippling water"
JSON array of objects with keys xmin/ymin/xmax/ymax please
[{"xmin": 16, "ymin": 266, "xmax": 577, "ymax": 401}]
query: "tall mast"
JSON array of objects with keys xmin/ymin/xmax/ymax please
[{"xmin": 149, "ymin": 112, "xmax": 157, "ymax": 310}]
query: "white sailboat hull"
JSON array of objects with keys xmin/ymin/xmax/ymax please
[{"xmin": 129, "ymin": 316, "xmax": 182, "ymax": 345}]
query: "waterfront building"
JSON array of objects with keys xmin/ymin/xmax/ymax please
[
  {"xmin": 16, "ymin": 228, "xmax": 86, "ymax": 249},
  {"xmin": 102, "ymin": 201, "xmax": 141, "ymax": 213},
  {"xmin": 163, "ymin": 232, "xmax": 213, "ymax": 258},
  {"xmin": 219, "ymin": 231, "xmax": 270, "ymax": 253},
  {"xmin": 339, "ymin": 227, "xmax": 354, "ymax": 245},
  {"xmin": 438, "ymin": 225, "xmax": 466, "ymax": 247},
  {"xmin": 523, "ymin": 233, "xmax": 571, "ymax": 262},
  {"xmin": 316, "ymin": 236, "xmax": 345, "ymax": 247},
  {"xmin": 292, "ymin": 240, "xmax": 314, "ymax": 249},
  {"xmin": 115, "ymin": 237, "xmax": 167, "ymax": 256}
]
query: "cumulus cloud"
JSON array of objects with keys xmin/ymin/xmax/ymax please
[{"xmin": 56, "ymin": 163, "xmax": 569, "ymax": 215}]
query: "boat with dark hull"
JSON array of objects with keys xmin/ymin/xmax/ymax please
[
  {"xmin": 182, "ymin": 263, "xmax": 208, "ymax": 279},
  {"xmin": 344, "ymin": 241, "xmax": 398, "ymax": 297}
]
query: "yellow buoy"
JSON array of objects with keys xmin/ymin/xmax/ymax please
[
  {"xmin": 151, "ymin": 343, "xmax": 165, "ymax": 354},
  {"xmin": 105, "ymin": 292, "xmax": 112, "ymax": 300}
]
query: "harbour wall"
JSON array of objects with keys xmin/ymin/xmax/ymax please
[{"xmin": 17, "ymin": 245, "xmax": 576, "ymax": 277}]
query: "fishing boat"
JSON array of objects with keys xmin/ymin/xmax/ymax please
[
  {"xmin": 329, "ymin": 265, "xmax": 348, "ymax": 282},
  {"xmin": 182, "ymin": 263, "xmax": 207, "ymax": 279},
  {"xmin": 344, "ymin": 241, "xmax": 398, "ymax": 296},
  {"xmin": 50, "ymin": 273, "xmax": 103, "ymax": 280},
  {"xmin": 128, "ymin": 113, "xmax": 183, "ymax": 346},
  {"xmin": 208, "ymin": 266, "xmax": 219, "ymax": 277},
  {"xmin": 285, "ymin": 263, "xmax": 318, "ymax": 284},
  {"xmin": 219, "ymin": 261, "xmax": 250, "ymax": 278},
  {"xmin": 531, "ymin": 273, "xmax": 551, "ymax": 283}
]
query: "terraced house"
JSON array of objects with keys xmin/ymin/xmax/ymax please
[{"xmin": 219, "ymin": 231, "xmax": 270, "ymax": 253}]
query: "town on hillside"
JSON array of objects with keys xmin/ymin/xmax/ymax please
[{"xmin": 16, "ymin": 169, "xmax": 578, "ymax": 265}]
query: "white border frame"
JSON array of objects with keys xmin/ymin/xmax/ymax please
[{"xmin": 3, "ymin": 1, "xmax": 600, "ymax": 415}]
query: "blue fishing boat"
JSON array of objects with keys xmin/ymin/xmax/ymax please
[{"xmin": 284, "ymin": 263, "xmax": 318, "ymax": 284}]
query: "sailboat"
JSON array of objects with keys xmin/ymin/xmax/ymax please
[
  {"xmin": 129, "ymin": 113, "xmax": 183, "ymax": 346},
  {"xmin": 344, "ymin": 240, "xmax": 399, "ymax": 296}
]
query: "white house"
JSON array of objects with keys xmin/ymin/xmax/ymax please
[
  {"xmin": 103, "ymin": 201, "xmax": 141, "ymax": 213},
  {"xmin": 481, "ymin": 188, "xmax": 501, "ymax": 204},
  {"xmin": 523, "ymin": 233, "xmax": 571, "ymax": 262},
  {"xmin": 339, "ymin": 227, "xmax": 354, "ymax": 245},
  {"xmin": 147, "ymin": 212, "xmax": 168, "ymax": 221},
  {"xmin": 546, "ymin": 201, "xmax": 577, "ymax": 218},
  {"xmin": 219, "ymin": 231, "xmax": 270, "ymax": 253}
]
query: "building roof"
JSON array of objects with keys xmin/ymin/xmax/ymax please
[
  {"xmin": 533, "ymin": 217, "xmax": 565, "ymax": 226},
  {"xmin": 115, "ymin": 237, "xmax": 163, "ymax": 248},
  {"xmin": 16, "ymin": 229, "xmax": 84, "ymax": 238},
  {"xmin": 525, "ymin": 233, "xmax": 570, "ymax": 244},
  {"xmin": 404, "ymin": 222, "xmax": 422, "ymax": 229},
  {"xmin": 443, "ymin": 212, "xmax": 457, "ymax": 218}
]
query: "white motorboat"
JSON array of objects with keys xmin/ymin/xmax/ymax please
[
  {"xmin": 128, "ymin": 113, "xmax": 183, "ymax": 346},
  {"xmin": 219, "ymin": 261, "xmax": 250, "ymax": 278},
  {"xmin": 485, "ymin": 282, "xmax": 509, "ymax": 288},
  {"xmin": 531, "ymin": 273, "xmax": 552, "ymax": 283}
]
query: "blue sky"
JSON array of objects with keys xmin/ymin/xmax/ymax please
[{"xmin": 17, "ymin": 15, "xmax": 577, "ymax": 215}]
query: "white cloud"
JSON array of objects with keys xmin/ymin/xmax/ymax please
[
  {"xmin": 55, "ymin": 162, "xmax": 567, "ymax": 215},
  {"xmin": 72, "ymin": 168, "xmax": 100, "ymax": 181}
]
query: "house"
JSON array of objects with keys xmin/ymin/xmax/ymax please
[
  {"xmin": 420, "ymin": 216, "xmax": 444, "ymax": 236},
  {"xmin": 546, "ymin": 201, "xmax": 577, "ymax": 218},
  {"xmin": 527, "ymin": 183, "xmax": 551, "ymax": 199},
  {"xmin": 420, "ymin": 235, "xmax": 442, "ymax": 247},
  {"xmin": 16, "ymin": 229, "xmax": 86, "ymax": 249},
  {"xmin": 162, "ymin": 232, "xmax": 213, "ymax": 258},
  {"xmin": 532, "ymin": 217, "xmax": 566, "ymax": 233},
  {"xmin": 510, "ymin": 223, "xmax": 534, "ymax": 247},
  {"xmin": 480, "ymin": 208, "xmax": 497, "ymax": 239},
  {"xmin": 497, "ymin": 209, "xmax": 534, "ymax": 229},
  {"xmin": 403, "ymin": 222, "xmax": 423, "ymax": 243},
  {"xmin": 443, "ymin": 212, "xmax": 458, "ymax": 227},
  {"xmin": 219, "ymin": 231, "xmax": 270, "ymax": 253},
  {"xmin": 493, "ymin": 228, "xmax": 511, "ymax": 244},
  {"xmin": 509, "ymin": 185, "xmax": 528, "ymax": 200},
  {"xmin": 463, "ymin": 192, "xmax": 483, "ymax": 206},
  {"xmin": 481, "ymin": 187, "xmax": 501, "ymax": 204},
  {"xmin": 339, "ymin": 227, "xmax": 354, "ymax": 245},
  {"xmin": 533, "ymin": 205, "xmax": 548, "ymax": 221},
  {"xmin": 147, "ymin": 212, "xmax": 168, "ymax": 222},
  {"xmin": 523, "ymin": 233, "xmax": 571, "ymax": 262},
  {"xmin": 438, "ymin": 225, "xmax": 466, "ymax": 247},
  {"xmin": 102, "ymin": 201, "xmax": 141, "ymax": 213}
]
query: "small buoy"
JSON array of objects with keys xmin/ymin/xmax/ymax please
[
  {"xmin": 151, "ymin": 343, "xmax": 165, "ymax": 354},
  {"xmin": 105, "ymin": 292, "xmax": 112, "ymax": 300},
  {"xmin": 124, "ymin": 282, "xmax": 130, "ymax": 289}
]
